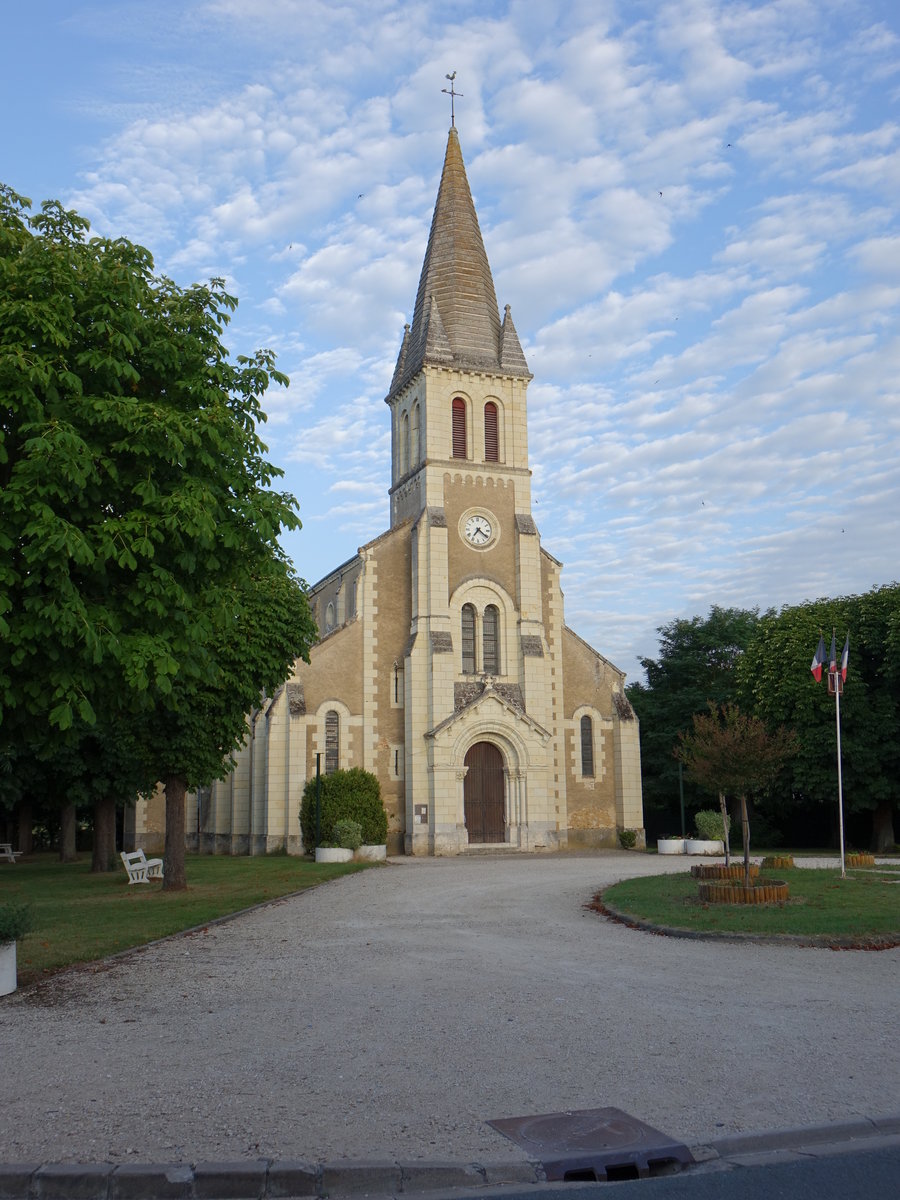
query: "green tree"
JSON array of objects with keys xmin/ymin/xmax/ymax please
[
  {"xmin": 677, "ymin": 704, "xmax": 798, "ymax": 886},
  {"xmin": 626, "ymin": 606, "xmax": 761, "ymax": 832},
  {"xmin": 738, "ymin": 584, "xmax": 900, "ymax": 852},
  {"xmin": 0, "ymin": 186, "xmax": 317, "ymax": 887}
]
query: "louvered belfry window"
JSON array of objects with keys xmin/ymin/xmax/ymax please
[
  {"xmin": 580, "ymin": 714, "xmax": 594, "ymax": 778},
  {"xmin": 484, "ymin": 402, "xmax": 499, "ymax": 462},
  {"xmin": 461, "ymin": 604, "xmax": 476, "ymax": 673},
  {"xmin": 452, "ymin": 398, "xmax": 467, "ymax": 458},
  {"xmin": 325, "ymin": 710, "xmax": 340, "ymax": 774}
]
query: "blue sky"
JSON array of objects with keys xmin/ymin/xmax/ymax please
[{"xmin": 4, "ymin": 0, "xmax": 899, "ymax": 682}]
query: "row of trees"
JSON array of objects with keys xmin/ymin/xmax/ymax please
[
  {"xmin": 0, "ymin": 187, "xmax": 318, "ymax": 887},
  {"xmin": 627, "ymin": 586, "xmax": 900, "ymax": 852}
]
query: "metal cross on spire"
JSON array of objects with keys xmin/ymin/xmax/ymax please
[{"xmin": 442, "ymin": 71, "xmax": 463, "ymax": 127}]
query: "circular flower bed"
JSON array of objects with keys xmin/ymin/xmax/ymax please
[
  {"xmin": 761, "ymin": 855, "xmax": 794, "ymax": 869},
  {"xmin": 698, "ymin": 879, "xmax": 790, "ymax": 905},
  {"xmin": 846, "ymin": 852, "xmax": 875, "ymax": 868},
  {"xmin": 690, "ymin": 863, "xmax": 759, "ymax": 881}
]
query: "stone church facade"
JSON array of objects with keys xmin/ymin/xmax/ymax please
[{"xmin": 134, "ymin": 127, "xmax": 644, "ymax": 857}]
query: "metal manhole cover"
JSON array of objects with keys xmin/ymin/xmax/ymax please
[{"xmin": 487, "ymin": 1106, "xmax": 694, "ymax": 1181}]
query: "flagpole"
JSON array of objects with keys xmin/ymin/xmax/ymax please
[{"xmin": 834, "ymin": 674, "xmax": 846, "ymax": 879}]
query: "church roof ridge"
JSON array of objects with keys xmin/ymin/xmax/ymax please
[{"xmin": 387, "ymin": 127, "xmax": 530, "ymax": 399}]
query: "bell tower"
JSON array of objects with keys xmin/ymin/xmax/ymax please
[{"xmin": 385, "ymin": 126, "xmax": 533, "ymax": 529}]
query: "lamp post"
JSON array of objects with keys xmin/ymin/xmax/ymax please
[{"xmin": 811, "ymin": 631, "xmax": 849, "ymax": 878}]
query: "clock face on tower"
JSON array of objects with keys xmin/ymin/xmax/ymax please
[{"xmin": 464, "ymin": 514, "xmax": 493, "ymax": 546}]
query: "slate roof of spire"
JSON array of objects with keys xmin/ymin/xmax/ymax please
[{"xmin": 387, "ymin": 127, "xmax": 530, "ymax": 399}]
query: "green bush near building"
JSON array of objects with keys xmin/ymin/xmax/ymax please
[{"xmin": 300, "ymin": 767, "xmax": 388, "ymax": 850}]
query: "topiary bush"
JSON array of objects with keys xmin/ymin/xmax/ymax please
[
  {"xmin": 694, "ymin": 809, "xmax": 729, "ymax": 841},
  {"xmin": 0, "ymin": 902, "xmax": 33, "ymax": 946},
  {"xmin": 332, "ymin": 819, "xmax": 363, "ymax": 851},
  {"xmin": 300, "ymin": 767, "xmax": 388, "ymax": 851},
  {"xmin": 618, "ymin": 828, "xmax": 637, "ymax": 849}
]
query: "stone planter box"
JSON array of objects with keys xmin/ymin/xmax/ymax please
[
  {"xmin": 691, "ymin": 863, "xmax": 759, "ymax": 881},
  {"xmin": 0, "ymin": 941, "xmax": 17, "ymax": 997},
  {"xmin": 315, "ymin": 847, "xmax": 354, "ymax": 864},
  {"xmin": 657, "ymin": 838, "xmax": 686, "ymax": 855},
  {"xmin": 698, "ymin": 879, "xmax": 789, "ymax": 904},
  {"xmin": 684, "ymin": 838, "xmax": 724, "ymax": 856},
  {"xmin": 355, "ymin": 844, "xmax": 387, "ymax": 861}
]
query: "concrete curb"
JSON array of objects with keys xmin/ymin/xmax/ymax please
[
  {"xmin": 2, "ymin": 1115, "xmax": 900, "ymax": 1198},
  {"xmin": 594, "ymin": 896, "xmax": 900, "ymax": 950}
]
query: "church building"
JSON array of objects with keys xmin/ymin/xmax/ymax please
[{"xmin": 134, "ymin": 126, "xmax": 644, "ymax": 856}]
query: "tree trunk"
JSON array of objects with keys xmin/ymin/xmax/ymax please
[
  {"xmin": 871, "ymin": 800, "xmax": 896, "ymax": 854},
  {"xmin": 163, "ymin": 775, "xmax": 188, "ymax": 891},
  {"xmin": 740, "ymin": 792, "xmax": 751, "ymax": 889},
  {"xmin": 59, "ymin": 803, "xmax": 78, "ymax": 862},
  {"xmin": 16, "ymin": 802, "xmax": 33, "ymax": 855},
  {"xmin": 719, "ymin": 790, "xmax": 730, "ymax": 866},
  {"xmin": 91, "ymin": 796, "xmax": 117, "ymax": 872}
]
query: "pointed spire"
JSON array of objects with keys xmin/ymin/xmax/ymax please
[
  {"xmin": 389, "ymin": 323, "xmax": 411, "ymax": 393},
  {"xmin": 499, "ymin": 304, "xmax": 529, "ymax": 375},
  {"xmin": 387, "ymin": 128, "xmax": 530, "ymax": 398}
]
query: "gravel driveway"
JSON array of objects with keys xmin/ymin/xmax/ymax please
[{"xmin": 1, "ymin": 852, "xmax": 897, "ymax": 1165}]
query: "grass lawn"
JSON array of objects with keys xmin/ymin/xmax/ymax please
[
  {"xmin": 0, "ymin": 853, "xmax": 372, "ymax": 986},
  {"xmin": 598, "ymin": 865, "xmax": 900, "ymax": 943}
]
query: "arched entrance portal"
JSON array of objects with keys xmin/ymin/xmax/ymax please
[{"xmin": 464, "ymin": 741, "xmax": 506, "ymax": 843}]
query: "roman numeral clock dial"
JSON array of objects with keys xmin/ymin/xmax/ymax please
[{"xmin": 464, "ymin": 514, "xmax": 493, "ymax": 546}]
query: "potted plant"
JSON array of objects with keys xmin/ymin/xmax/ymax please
[
  {"xmin": 0, "ymin": 902, "xmax": 33, "ymax": 997},
  {"xmin": 657, "ymin": 836, "xmax": 686, "ymax": 855},
  {"xmin": 685, "ymin": 809, "xmax": 727, "ymax": 856},
  {"xmin": 315, "ymin": 818, "xmax": 362, "ymax": 864},
  {"xmin": 301, "ymin": 767, "xmax": 388, "ymax": 858}
]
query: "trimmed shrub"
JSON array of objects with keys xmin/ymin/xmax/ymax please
[
  {"xmin": 694, "ymin": 809, "xmax": 729, "ymax": 841},
  {"xmin": 300, "ymin": 767, "xmax": 387, "ymax": 850},
  {"xmin": 618, "ymin": 828, "xmax": 637, "ymax": 849},
  {"xmin": 332, "ymin": 819, "xmax": 363, "ymax": 851},
  {"xmin": 0, "ymin": 902, "xmax": 33, "ymax": 945}
]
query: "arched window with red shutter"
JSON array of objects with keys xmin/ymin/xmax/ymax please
[
  {"xmin": 452, "ymin": 398, "xmax": 467, "ymax": 459},
  {"xmin": 484, "ymin": 402, "xmax": 499, "ymax": 462}
]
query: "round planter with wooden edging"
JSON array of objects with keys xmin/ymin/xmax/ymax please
[
  {"xmin": 657, "ymin": 838, "xmax": 685, "ymax": 855},
  {"xmin": 0, "ymin": 941, "xmax": 16, "ymax": 997},
  {"xmin": 761, "ymin": 855, "xmax": 794, "ymax": 869},
  {"xmin": 698, "ymin": 879, "xmax": 790, "ymax": 905},
  {"xmin": 846, "ymin": 853, "xmax": 875, "ymax": 868},
  {"xmin": 315, "ymin": 847, "xmax": 354, "ymax": 864},
  {"xmin": 691, "ymin": 863, "xmax": 759, "ymax": 881}
]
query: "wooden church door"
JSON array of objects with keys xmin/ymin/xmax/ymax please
[{"xmin": 464, "ymin": 742, "xmax": 506, "ymax": 843}]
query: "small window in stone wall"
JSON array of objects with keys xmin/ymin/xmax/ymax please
[
  {"xmin": 483, "ymin": 604, "xmax": 500, "ymax": 674},
  {"xmin": 392, "ymin": 662, "xmax": 404, "ymax": 707},
  {"xmin": 461, "ymin": 604, "xmax": 476, "ymax": 672},
  {"xmin": 580, "ymin": 714, "xmax": 594, "ymax": 778},
  {"xmin": 325, "ymin": 601, "xmax": 335, "ymax": 633},
  {"xmin": 325, "ymin": 710, "xmax": 340, "ymax": 773}
]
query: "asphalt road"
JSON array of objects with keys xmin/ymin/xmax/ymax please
[{"xmin": 1, "ymin": 852, "xmax": 898, "ymax": 1166}]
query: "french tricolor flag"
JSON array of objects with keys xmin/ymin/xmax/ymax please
[
  {"xmin": 810, "ymin": 635, "xmax": 826, "ymax": 682},
  {"xmin": 840, "ymin": 633, "xmax": 849, "ymax": 682}
]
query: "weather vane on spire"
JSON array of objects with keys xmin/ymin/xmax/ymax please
[{"xmin": 442, "ymin": 72, "xmax": 463, "ymax": 127}]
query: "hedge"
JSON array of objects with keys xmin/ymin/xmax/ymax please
[{"xmin": 300, "ymin": 767, "xmax": 388, "ymax": 850}]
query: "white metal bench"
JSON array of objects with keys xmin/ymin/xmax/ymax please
[
  {"xmin": 120, "ymin": 849, "xmax": 164, "ymax": 884},
  {"xmin": 0, "ymin": 843, "xmax": 23, "ymax": 863}
]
